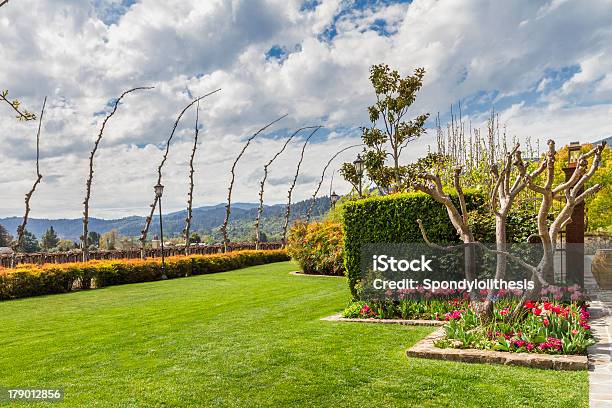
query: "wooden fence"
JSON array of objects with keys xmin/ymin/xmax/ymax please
[{"xmin": 0, "ymin": 242, "xmax": 283, "ymax": 268}]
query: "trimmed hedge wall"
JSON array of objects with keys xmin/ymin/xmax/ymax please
[
  {"xmin": 342, "ymin": 192, "xmax": 484, "ymax": 298},
  {"xmin": 0, "ymin": 250, "xmax": 289, "ymax": 301}
]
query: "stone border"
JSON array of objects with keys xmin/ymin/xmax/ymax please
[
  {"xmin": 406, "ymin": 327, "xmax": 587, "ymax": 371},
  {"xmin": 289, "ymin": 271, "xmax": 345, "ymax": 278},
  {"xmin": 321, "ymin": 313, "xmax": 444, "ymax": 326}
]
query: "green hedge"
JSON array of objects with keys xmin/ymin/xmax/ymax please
[
  {"xmin": 0, "ymin": 250, "xmax": 289, "ymax": 301},
  {"xmin": 342, "ymin": 192, "xmax": 485, "ymax": 298}
]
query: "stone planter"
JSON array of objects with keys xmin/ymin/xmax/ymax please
[{"xmin": 592, "ymin": 249, "xmax": 612, "ymax": 289}]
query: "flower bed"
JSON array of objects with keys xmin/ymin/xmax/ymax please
[
  {"xmin": 0, "ymin": 250, "xmax": 289, "ymax": 301},
  {"xmin": 342, "ymin": 290, "xmax": 594, "ymax": 355},
  {"xmin": 436, "ymin": 300, "xmax": 594, "ymax": 355}
]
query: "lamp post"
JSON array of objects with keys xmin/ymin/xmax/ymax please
[
  {"xmin": 154, "ymin": 183, "xmax": 166, "ymax": 279},
  {"xmin": 353, "ymin": 154, "xmax": 364, "ymax": 197},
  {"xmin": 330, "ymin": 191, "xmax": 339, "ymax": 209}
]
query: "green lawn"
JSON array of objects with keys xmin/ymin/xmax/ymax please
[{"xmin": 0, "ymin": 261, "xmax": 587, "ymax": 407}]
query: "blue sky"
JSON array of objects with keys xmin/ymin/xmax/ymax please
[{"xmin": 1, "ymin": 0, "xmax": 611, "ymax": 218}]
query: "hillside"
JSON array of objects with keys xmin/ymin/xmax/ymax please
[{"xmin": 0, "ymin": 197, "xmax": 331, "ymax": 242}]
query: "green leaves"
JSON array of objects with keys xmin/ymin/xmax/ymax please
[{"xmin": 355, "ymin": 64, "xmax": 429, "ymax": 191}]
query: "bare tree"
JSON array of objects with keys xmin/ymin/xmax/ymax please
[
  {"xmin": 306, "ymin": 143, "xmax": 363, "ymax": 222},
  {"xmin": 183, "ymin": 101, "xmax": 200, "ymax": 255},
  {"xmin": 254, "ymin": 126, "xmax": 319, "ymax": 249},
  {"xmin": 12, "ymin": 97, "xmax": 46, "ymax": 261},
  {"xmin": 524, "ymin": 140, "xmax": 606, "ymax": 286},
  {"xmin": 412, "ymin": 166, "xmax": 479, "ymax": 300},
  {"xmin": 140, "ymin": 89, "xmax": 221, "ymax": 258},
  {"xmin": 415, "ymin": 140, "xmax": 606, "ymax": 316},
  {"xmin": 220, "ymin": 114, "xmax": 288, "ymax": 252},
  {"xmin": 282, "ymin": 126, "xmax": 322, "ymax": 245},
  {"xmin": 82, "ymin": 87, "xmax": 153, "ymax": 262},
  {"xmin": 485, "ymin": 144, "xmax": 529, "ymax": 311}
]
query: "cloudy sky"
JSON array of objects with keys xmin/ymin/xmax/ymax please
[{"xmin": 1, "ymin": 0, "xmax": 611, "ymax": 219}]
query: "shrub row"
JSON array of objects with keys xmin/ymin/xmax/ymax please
[
  {"xmin": 286, "ymin": 220, "xmax": 344, "ymax": 276},
  {"xmin": 0, "ymin": 250, "xmax": 289, "ymax": 301}
]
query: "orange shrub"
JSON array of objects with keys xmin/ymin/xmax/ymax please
[
  {"xmin": 0, "ymin": 250, "xmax": 289, "ymax": 301},
  {"xmin": 286, "ymin": 220, "xmax": 344, "ymax": 276}
]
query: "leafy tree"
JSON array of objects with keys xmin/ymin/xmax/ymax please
[
  {"xmin": 0, "ymin": 224, "xmax": 12, "ymax": 247},
  {"xmin": 189, "ymin": 232, "xmax": 201, "ymax": 244},
  {"xmin": 56, "ymin": 239, "xmax": 77, "ymax": 251},
  {"xmin": 41, "ymin": 226, "xmax": 60, "ymax": 251},
  {"xmin": 88, "ymin": 231, "xmax": 101, "ymax": 248},
  {"xmin": 17, "ymin": 230, "xmax": 40, "ymax": 253},
  {"xmin": 99, "ymin": 230, "xmax": 119, "ymax": 250},
  {"xmin": 117, "ymin": 236, "xmax": 137, "ymax": 250},
  {"xmin": 348, "ymin": 64, "xmax": 429, "ymax": 192}
]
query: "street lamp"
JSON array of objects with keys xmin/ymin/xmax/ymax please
[
  {"xmin": 154, "ymin": 183, "xmax": 166, "ymax": 279},
  {"xmin": 567, "ymin": 142, "xmax": 581, "ymax": 168},
  {"xmin": 330, "ymin": 191, "xmax": 339, "ymax": 209},
  {"xmin": 353, "ymin": 154, "xmax": 364, "ymax": 197}
]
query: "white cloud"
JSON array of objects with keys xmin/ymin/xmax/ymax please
[{"xmin": 1, "ymin": 0, "xmax": 611, "ymax": 219}]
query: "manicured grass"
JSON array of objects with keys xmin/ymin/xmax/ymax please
[{"xmin": 0, "ymin": 261, "xmax": 587, "ymax": 407}]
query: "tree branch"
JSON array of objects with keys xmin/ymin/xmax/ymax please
[
  {"xmin": 254, "ymin": 125, "xmax": 319, "ymax": 247},
  {"xmin": 0, "ymin": 90, "xmax": 36, "ymax": 120},
  {"xmin": 306, "ymin": 143, "xmax": 363, "ymax": 222},
  {"xmin": 220, "ymin": 113, "xmax": 288, "ymax": 251},
  {"xmin": 282, "ymin": 126, "xmax": 322, "ymax": 244},
  {"xmin": 13, "ymin": 96, "xmax": 46, "ymax": 256},
  {"xmin": 82, "ymin": 87, "xmax": 153, "ymax": 261},
  {"xmin": 140, "ymin": 88, "xmax": 221, "ymax": 256},
  {"xmin": 183, "ymin": 101, "xmax": 200, "ymax": 255}
]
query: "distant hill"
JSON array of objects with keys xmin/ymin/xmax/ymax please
[
  {"xmin": 0, "ymin": 196, "xmax": 331, "ymax": 242},
  {"xmin": 593, "ymin": 135, "xmax": 611, "ymax": 146}
]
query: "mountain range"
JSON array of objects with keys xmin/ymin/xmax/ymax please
[{"xmin": 0, "ymin": 197, "xmax": 331, "ymax": 242}]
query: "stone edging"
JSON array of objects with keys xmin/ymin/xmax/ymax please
[
  {"xmin": 289, "ymin": 271, "xmax": 345, "ymax": 278},
  {"xmin": 406, "ymin": 327, "xmax": 587, "ymax": 371},
  {"xmin": 321, "ymin": 313, "xmax": 444, "ymax": 326},
  {"xmin": 321, "ymin": 312, "xmax": 588, "ymax": 370}
]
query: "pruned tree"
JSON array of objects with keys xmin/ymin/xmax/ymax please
[
  {"xmin": 183, "ymin": 101, "xmax": 201, "ymax": 255},
  {"xmin": 282, "ymin": 126, "xmax": 322, "ymax": 245},
  {"xmin": 12, "ymin": 96, "xmax": 46, "ymax": 262},
  {"xmin": 485, "ymin": 143, "xmax": 529, "ymax": 311},
  {"xmin": 412, "ymin": 166, "xmax": 479, "ymax": 300},
  {"xmin": 254, "ymin": 126, "xmax": 319, "ymax": 249},
  {"xmin": 140, "ymin": 88, "xmax": 221, "ymax": 258},
  {"xmin": 522, "ymin": 140, "xmax": 606, "ymax": 289},
  {"xmin": 82, "ymin": 87, "xmax": 153, "ymax": 262},
  {"xmin": 1, "ymin": 90, "xmax": 36, "ymax": 120},
  {"xmin": 306, "ymin": 143, "xmax": 363, "ymax": 222},
  {"xmin": 220, "ymin": 114, "xmax": 288, "ymax": 252},
  {"xmin": 414, "ymin": 140, "xmax": 607, "ymax": 316}
]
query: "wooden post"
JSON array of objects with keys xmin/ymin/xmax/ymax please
[{"xmin": 563, "ymin": 142, "xmax": 585, "ymax": 287}]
